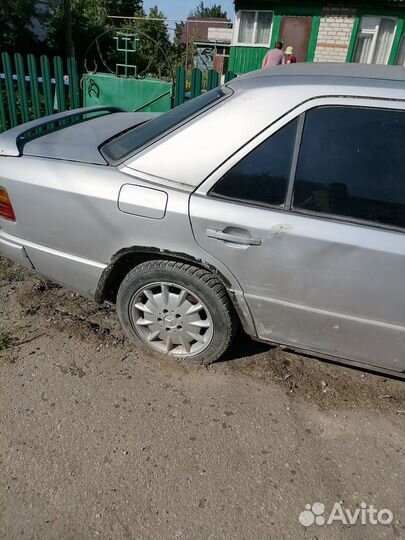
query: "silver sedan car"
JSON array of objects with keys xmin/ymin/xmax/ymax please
[{"xmin": 0, "ymin": 63, "xmax": 404, "ymax": 375}]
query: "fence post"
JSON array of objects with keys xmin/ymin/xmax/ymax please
[
  {"xmin": 190, "ymin": 68, "xmax": 202, "ymax": 99},
  {"xmin": 207, "ymin": 69, "xmax": 220, "ymax": 91},
  {"xmin": 14, "ymin": 53, "xmax": 30, "ymax": 123},
  {"xmin": 53, "ymin": 56, "xmax": 66, "ymax": 112},
  {"xmin": 40, "ymin": 55, "xmax": 53, "ymax": 116},
  {"xmin": 27, "ymin": 54, "xmax": 41, "ymax": 119},
  {"xmin": 174, "ymin": 66, "xmax": 185, "ymax": 107},
  {"xmin": 0, "ymin": 77, "xmax": 7, "ymax": 132},
  {"xmin": 224, "ymin": 70, "xmax": 236, "ymax": 83},
  {"xmin": 1, "ymin": 52, "xmax": 18, "ymax": 128},
  {"xmin": 67, "ymin": 56, "xmax": 80, "ymax": 109}
]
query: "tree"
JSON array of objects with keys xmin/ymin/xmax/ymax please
[
  {"xmin": 134, "ymin": 6, "xmax": 173, "ymax": 78},
  {"xmin": 47, "ymin": 0, "xmax": 107, "ymax": 64},
  {"xmin": 105, "ymin": 0, "xmax": 142, "ymax": 17},
  {"xmin": 189, "ymin": 2, "xmax": 228, "ymax": 20},
  {"xmin": 0, "ymin": 0, "xmax": 41, "ymax": 54},
  {"xmin": 45, "ymin": 1, "xmax": 179, "ymax": 79},
  {"xmin": 47, "ymin": 0, "xmax": 143, "ymax": 64},
  {"xmin": 170, "ymin": 20, "xmax": 186, "ymax": 69}
]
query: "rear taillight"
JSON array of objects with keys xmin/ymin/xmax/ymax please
[{"xmin": 0, "ymin": 187, "xmax": 16, "ymax": 221}]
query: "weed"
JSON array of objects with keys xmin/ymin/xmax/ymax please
[{"xmin": 0, "ymin": 329, "xmax": 11, "ymax": 351}]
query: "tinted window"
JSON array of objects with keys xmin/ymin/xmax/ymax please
[
  {"xmin": 211, "ymin": 118, "xmax": 297, "ymax": 207},
  {"xmin": 293, "ymin": 107, "xmax": 405, "ymax": 229},
  {"xmin": 101, "ymin": 87, "xmax": 230, "ymax": 163}
]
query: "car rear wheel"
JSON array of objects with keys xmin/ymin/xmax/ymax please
[{"xmin": 116, "ymin": 260, "xmax": 238, "ymax": 364}]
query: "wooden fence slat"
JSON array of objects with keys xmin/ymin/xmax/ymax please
[
  {"xmin": 0, "ymin": 76, "xmax": 8, "ymax": 132},
  {"xmin": 207, "ymin": 69, "xmax": 219, "ymax": 91},
  {"xmin": 27, "ymin": 54, "xmax": 41, "ymax": 119},
  {"xmin": 174, "ymin": 66, "xmax": 185, "ymax": 107},
  {"xmin": 53, "ymin": 56, "xmax": 66, "ymax": 112},
  {"xmin": 14, "ymin": 53, "xmax": 30, "ymax": 123},
  {"xmin": 67, "ymin": 56, "xmax": 80, "ymax": 109},
  {"xmin": 190, "ymin": 68, "xmax": 202, "ymax": 99},
  {"xmin": 2, "ymin": 52, "xmax": 18, "ymax": 128},
  {"xmin": 40, "ymin": 55, "xmax": 53, "ymax": 116}
]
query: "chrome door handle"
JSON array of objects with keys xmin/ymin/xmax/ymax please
[{"xmin": 206, "ymin": 228, "xmax": 262, "ymax": 246}]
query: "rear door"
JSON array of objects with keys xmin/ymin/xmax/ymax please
[{"xmin": 189, "ymin": 99, "xmax": 405, "ymax": 372}]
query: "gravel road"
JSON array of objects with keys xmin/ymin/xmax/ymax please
[{"xmin": 0, "ymin": 257, "xmax": 404, "ymax": 540}]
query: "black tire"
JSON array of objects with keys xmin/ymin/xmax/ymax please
[{"xmin": 116, "ymin": 259, "xmax": 239, "ymax": 364}]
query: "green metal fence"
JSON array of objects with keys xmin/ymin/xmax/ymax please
[
  {"xmin": 0, "ymin": 52, "xmax": 80, "ymax": 132},
  {"xmin": 0, "ymin": 53, "xmax": 236, "ymax": 132},
  {"xmin": 174, "ymin": 66, "xmax": 236, "ymax": 107}
]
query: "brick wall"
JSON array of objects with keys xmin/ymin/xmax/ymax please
[{"xmin": 314, "ymin": 5, "xmax": 357, "ymax": 63}]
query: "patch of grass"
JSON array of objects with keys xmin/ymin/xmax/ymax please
[{"xmin": 0, "ymin": 329, "xmax": 11, "ymax": 351}]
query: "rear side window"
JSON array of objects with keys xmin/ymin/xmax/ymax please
[
  {"xmin": 101, "ymin": 87, "xmax": 230, "ymax": 163},
  {"xmin": 211, "ymin": 118, "xmax": 298, "ymax": 207},
  {"xmin": 293, "ymin": 107, "xmax": 405, "ymax": 229}
]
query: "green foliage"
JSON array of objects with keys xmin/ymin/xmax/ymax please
[
  {"xmin": 0, "ymin": 0, "xmax": 41, "ymax": 54},
  {"xmin": 134, "ymin": 6, "xmax": 173, "ymax": 78},
  {"xmin": 105, "ymin": 0, "xmax": 142, "ymax": 18},
  {"xmin": 0, "ymin": 0, "xmax": 186, "ymax": 80},
  {"xmin": 47, "ymin": 0, "xmax": 143, "ymax": 68},
  {"xmin": 0, "ymin": 329, "xmax": 11, "ymax": 351},
  {"xmin": 77, "ymin": 5, "xmax": 176, "ymax": 79},
  {"xmin": 171, "ymin": 21, "xmax": 186, "ymax": 69},
  {"xmin": 189, "ymin": 1, "xmax": 228, "ymax": 20}
]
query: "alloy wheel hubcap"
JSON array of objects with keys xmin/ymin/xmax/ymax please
[{"xmin": 130, "ymin": 282, "xmax": 213, "ymax": 356}]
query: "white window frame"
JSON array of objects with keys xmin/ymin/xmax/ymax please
[
  {"xmin": 232, "ymin": 10, "xmax": 274, "ymax": 47},
  {"xmin": 354, "ymin": 15, "xmax": 398, "ymax": 64}
]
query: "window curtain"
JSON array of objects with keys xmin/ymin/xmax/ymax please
[
  {"xmin": 255, "ymin": 12, "xmax": 273, "ymax": 45},
  {"xmin": 238, "ymin": 12, "xmax": 255, "ymax": 43},
  {"xmin": 373, "ymin": 18, "xmax": 396, "ymax": 64},
  {"xmin": 353, "ymin": 33, "xmax": 374, "ymax": 63},
  {"xmin": 353, "ymin": 16, "xmax": 396, "ymax": 64}
]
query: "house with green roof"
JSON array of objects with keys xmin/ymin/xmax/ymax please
[{"xmin": 228, "ymin": 1, "xmax": 405, "ymax": 73}]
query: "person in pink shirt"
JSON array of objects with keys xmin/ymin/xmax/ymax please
[{"xmin": 261, "ymin": 41, "xmax": 286, "ymax": 69}]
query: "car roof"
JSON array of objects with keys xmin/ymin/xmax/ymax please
[{"xmin": 229, "ymin": 63, "xmax": 405, "ymax": 87}]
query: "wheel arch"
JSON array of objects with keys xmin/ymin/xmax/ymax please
[{"xmin": 94, "ymin": 246, "xmax": 257, "ymax": 337}]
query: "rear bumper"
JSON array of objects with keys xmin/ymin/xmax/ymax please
[{"xmin": 0, "ymin": 234, "xmax": 34, "ymax": 269}]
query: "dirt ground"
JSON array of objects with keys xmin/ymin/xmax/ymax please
[{"xmin": 0, "ymin": 256, "xmax": 404, "ymax": 540}]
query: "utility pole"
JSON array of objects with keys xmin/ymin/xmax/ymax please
[{"xmin": 64, "ymin": 0, "xmax": 75, "ymax": 58}]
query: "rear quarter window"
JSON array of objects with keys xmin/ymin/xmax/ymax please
[{"xmin": 101, "ymin": 87, "xmax": 231, "ymax": 164}]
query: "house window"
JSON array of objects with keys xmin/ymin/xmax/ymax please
[
  {"xmin": 396, "ymin": 30, "xmax": 405, "ymax": 65},
  {"xmin": 235, "ymin": 11, "xmax": 273, "ymax": 46},
  {"xmin": 353, "ymin": 16, "xmax": 397, "ymax": 64}
]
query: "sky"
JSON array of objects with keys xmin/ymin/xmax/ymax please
[{"xmin": 142, "ymin": 0, "xmax": 235, "ymax": 22}]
